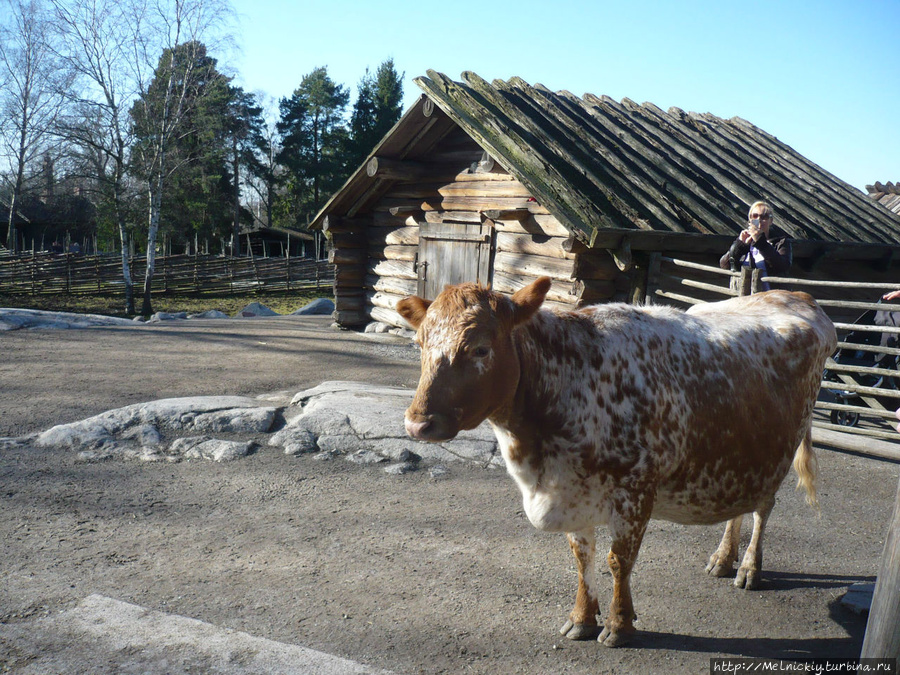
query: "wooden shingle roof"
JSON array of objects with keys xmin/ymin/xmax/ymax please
[
  {"xmin": 414, "ymin": 71, "xmax": 900, "ymax": 247},
  {"xmin": 312, "ymin": 71, "xmax": 900, "ymax": 252},
  {"xmin": 868, "ymin": 182, "xmax": 900, "ymax": 216}
]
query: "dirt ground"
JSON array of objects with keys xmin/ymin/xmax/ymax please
[{"xmin": 1, "ymin": 315, "xmax": 899, "ymax": 674}]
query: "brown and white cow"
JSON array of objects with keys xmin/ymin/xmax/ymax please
[{"xmin": 397, "ymin": 277, "xmax": 836, "ymax": 647}]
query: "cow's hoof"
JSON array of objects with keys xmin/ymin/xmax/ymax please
[
  {"xmin": 598, "ymin": 625, "xmax": 635, "ymax": 648},
  {"xmin": 559, "ymin": 619, "xmax": 601, "ymax": 640},
  {"xmin": 706, "ymin": 561, "xmax": 733, "ymax": 578},
  {"xmin": 734, "ymin": 567, "xmax": 760, "ymax": 589},
  {"xmin": 705, "ymin": 556, "xmax": 734, "ymax": 577}
]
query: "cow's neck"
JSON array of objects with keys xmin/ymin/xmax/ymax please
[{"xmin": 489, "ymin": 311, "xmax": 582, "ymax": 464}]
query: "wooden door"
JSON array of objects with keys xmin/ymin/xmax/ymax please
[{"xmin": 416, "ymin": 221, "xmax": 494, "ymax": 300}]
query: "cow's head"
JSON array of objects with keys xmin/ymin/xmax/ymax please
[{"xmin": 397, "ymin": 277, "xmax": 551, "ymax": 442}]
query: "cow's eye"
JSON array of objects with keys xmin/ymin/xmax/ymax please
[{"xmin": 471, "ymin": 345, "xmax": 491, "ymax": 359}]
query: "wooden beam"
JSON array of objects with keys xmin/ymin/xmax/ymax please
[
  {"xmin": 366, "ymin": 156, "xmax": 428, "ymax": 182},
  {"xmin": 326, "ymin": 231, "xmax": 366, "ymax": 249},
  {"xmin": 389, "ymin": 205, "xmax": 422, "ymax": 217},
  {"xmin": 483, "ymin": 208, "xmax": 531, "ymax": 221},
  {"xmin": 322, "ymin": 215, "xmax": 368, "ymax": 234},
  {"xmin": 328, "ymin": 248, "xmax": 367, "ymax": 266},
  {"xmin": 861, "ymin": 476, "xmax": 900, "ymax": 659}
]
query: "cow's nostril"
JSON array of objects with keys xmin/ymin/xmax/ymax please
[{"xmin": 404, "ymin": 417, "xmax": 433, "ymax": 439}]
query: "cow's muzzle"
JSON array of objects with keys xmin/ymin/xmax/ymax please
[{"xmin": 404, "ymin": 410, "xmax": 460, "ymax": 442}]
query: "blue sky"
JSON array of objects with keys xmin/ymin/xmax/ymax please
[{"xmin": 228, "ymin": 0, "xmax": 897, "ymax": 192}]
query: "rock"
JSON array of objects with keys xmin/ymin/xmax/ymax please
[
  {"xmin": 429, "ymin": 465, "xmax": 450, "ymax": 480},
  {"xmin": 291, "ymin": 298, "xmax": 334, "ymax": 315},
  {"xmin": 180, "ymin": 407, "xmax": 277, "ymax": 434},
  {"xmin": 234, "ymin": 302, "xmax": 279, "ymax": 318},
  {"xmin": 171, "ymin": 436, "xmax": 255, "ymax": 462},
  {"xmin": 35, "ymin": 397, "xmax": 275, "ymax": 452},
  {"xmin": 147, "ymin": 311, "xmax": 188, "ymax": 323},
  {"xmin": 269, "ymin": 381, "xmax": 500, "ymax": 467},
  {"xmin": 384, "ymin": 461, "xmax": 417, "ymax": 475},
  {"xmin": 346, "ymin": 450, "xmax": 388, "ymax": 465},
  {"xmin": 21, "ymin": 381, "xmax": 501, "ymax": 471},
  {"xmin": 841, "ymin": 582, "xmax": 875, "ymax": 615},
  {"xmin": 0, "ymin": 308, "xmax": 134, "ymax": 330},
  {"xmin": 187, "ymin": 309, "xmax": 229, "ymax": 319},
  {"xmin": 280, "ymin": 429, "xmax": 318, "ymax": 456},
  {"xmin": 121, "ymin": 424, "xmax": 162, "ymax": 447}
]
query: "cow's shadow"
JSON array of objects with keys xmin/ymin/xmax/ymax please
[{"xmin": 632, "ymin": 575, "xmax": 872, "ymax": 659}]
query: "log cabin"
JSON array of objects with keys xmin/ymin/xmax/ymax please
[{"xmin": 310, "ymin": 71, "xmax": 900, "ymax": 331}]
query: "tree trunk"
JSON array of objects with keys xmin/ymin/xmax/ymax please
[
  {"xmin": 142, "ymin": 179, "xmax": 163, "ymax": 315},
  {"xmin": 6, "ymin": 159, "xmax": 25, "ymax": 254},
  {"xmin": 232, "ymin": 139, "xmax": 241, "ymax": 255},
  {"xmin": 6, "ymin": 191, "xmax": 19, "ymax": 254}
]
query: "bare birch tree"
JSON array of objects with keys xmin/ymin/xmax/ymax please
[
  {"xmin": 129, "ymin": 0, "xmax": 233, "ymax": 315},
  {"xmin": 50, "ymin": 0, "xmax": 150, "ymax": 313},
  {"xmin": 0, "ymin": 0, "xmax": 71, "ymax": 253}
]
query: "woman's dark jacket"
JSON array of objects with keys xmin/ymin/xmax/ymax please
[{"xmin": 719, "ymin": 232, "xmax": 792, "ymax": 275}]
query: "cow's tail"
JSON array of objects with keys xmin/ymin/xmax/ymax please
[{"xmin": 792, "ymin": 425, "xmax": 818, "ymax": 509}]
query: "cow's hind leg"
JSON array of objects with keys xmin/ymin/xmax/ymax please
[
  {"xmin": 706, "ymin": 515, "xmax": 743, "ymax": 577},
  {"xmin": 735, "ymin": 494, "xmax": 775, "ymax": 590},
  {"xmin": 560, "ymin": 528, "xmax": 601, "ymax": 640}
]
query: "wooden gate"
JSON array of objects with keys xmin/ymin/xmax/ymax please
[{"xmin": 416, "ymin": 221, "xmax": 494, "ymax": 300}]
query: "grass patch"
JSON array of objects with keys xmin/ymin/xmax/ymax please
[{"xmin": 0, "ymin": 291, "xmax": 329, "ymax": 318}]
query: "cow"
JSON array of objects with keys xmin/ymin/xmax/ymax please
[{"xmin": 396, "ymin": 277, "xmax": 836, "ymax": 647}]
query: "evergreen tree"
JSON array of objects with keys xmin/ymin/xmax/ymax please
[
  {"xmin": 131, "ymin": 41, "xmax": 233, "ymax": 253},
  {"xmin": 129, "ymin": 38, "xmax": 229, "ymax": 313},
  {"xmin": 372, "ymin": 58, "xmax": 403, "ymax": 140},
  {"xmin": 346, "ymin": 58, "xmax": 404, "ymax": 172},
  {"xmin": 276, "ymin": 66, "xmax": 348, "ymax": 229},
  {"xmin": 224, "ymin": 86, "xmax": 265, "ymax": 254},
  {"xmin": 346, "ymin": 68, "xmax": 377, "ymax": 171}
]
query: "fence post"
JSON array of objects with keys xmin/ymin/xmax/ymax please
[
  {"xmin": 751, "ymin": 268, "xmax": 764, "ymax": 294},
  {"xmin": 737, "ymin": 266, "xmax": 753, "ymax": 296},
  {"xmin": 861, "ymin": 476, "xmax": 900, "ymax": 659},
  {"xmin": 286, "ymin": 253, "xmax": 292, "ymax": 292}
]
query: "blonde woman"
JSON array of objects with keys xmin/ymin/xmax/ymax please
[{"xmin": 720, "ymin": 201, "xmax": 792, "ymax": 289}]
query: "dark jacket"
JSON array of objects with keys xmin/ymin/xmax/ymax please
[{"xmin": 719, "ymin": 232, "xmax": 792, "ymax": 276}]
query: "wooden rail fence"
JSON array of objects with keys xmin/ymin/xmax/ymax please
[
  {"xmin": 0, "ymin": 252, "xmax": 334, "ymax": 297},
  {"xmin": 639, "ymin": 253, "xmax": 900, "ymax": 459}
]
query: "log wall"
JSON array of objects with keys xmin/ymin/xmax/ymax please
[{"xmin": 325, "ymin": 128, "xmax": 628, "ymax": 329}]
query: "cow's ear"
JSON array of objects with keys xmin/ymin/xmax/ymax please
[
  {"xmin": 510, "ymin": 276, "xmax": 551, "ymax": 326},
  {"xmin": 397, "ymin": 296, "xmax": 431, "ymax": 329}
]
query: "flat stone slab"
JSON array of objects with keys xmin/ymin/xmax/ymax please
[
  {"xmin": 268, "ymin": 381, "xmax": 500, "ymax": 467},
  {"xmin": 33, "ymin": 397, "xmax": 277, "ymax": 463},
  {"xmin": 0, "ymin": 308, "xmax": 136, "ymax": 330},
  {"xmin": 2, "ymin": 594, "xmax": 394, "ymax": 675},
  {"xmin": 9, "ymin": 382, "xmax": 501, "ymax": 470},
  {"xmin": 841, "ymin": 582, "xmax": 875, "ymax": 615}
]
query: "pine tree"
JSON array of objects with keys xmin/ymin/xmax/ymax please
[
  {"xmin": 346, "ymin": 59, "xmax": 404, "ymax": 172},
  {"xmin": 373, "ymin": 58, "xmax": 403, "ymax": 140},
  {"xmin": 276, "ymin": 66, "xmax": 349, "ymax": 229}
]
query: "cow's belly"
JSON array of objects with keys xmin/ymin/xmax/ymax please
[{"xmin": 652, "ymin": 454, "xmax": 794, "ymax": 525}]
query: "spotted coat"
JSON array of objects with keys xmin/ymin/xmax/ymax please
[{"xmin": 397, "ymin": 277, "xmax": 836, "ymax": 647}]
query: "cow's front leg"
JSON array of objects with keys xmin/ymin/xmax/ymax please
[
  {"xmin": 599, "ymin": 494, "xmax": 652, "ymax": 647},
  {"xmin": 559, "ymin": 528, "xmax": 600, "ymax": 640},
  {"xmin": 735, "ymin": 494, "xmax": 775, "ymax": 590},
  {"xmin": 706, "ymin": 515, "xmax": 743, "ymax": 577}
]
